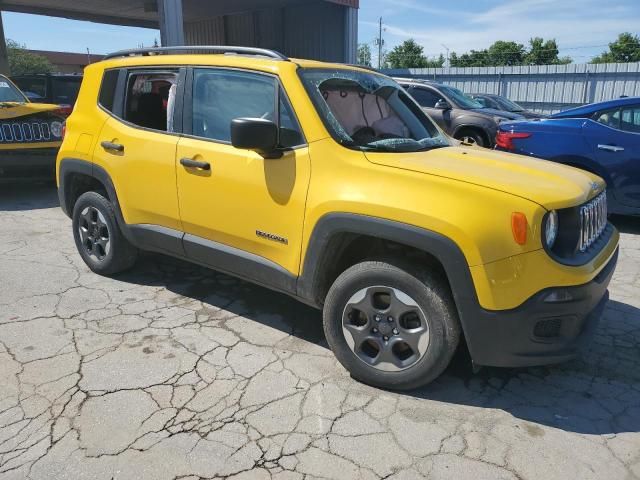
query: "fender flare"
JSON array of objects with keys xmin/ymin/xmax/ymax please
[
  {"xmin": 296, "ymin": 213, "xmax": 478, "ymax": 313},
  {"xmin": 58, "ymin": 158, "xmax": 134, "ymax": 244}
]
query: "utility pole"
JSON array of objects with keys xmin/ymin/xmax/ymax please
[
  {"xmin": 441, "ymin": 44, "xmax": 450, "ymax": 68},
  {"xmin": 375, "ymin": 17, "xmax": 384, "ymax": 69}
]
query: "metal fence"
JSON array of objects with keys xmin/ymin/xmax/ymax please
[{"xmin": 382, "ymin": 62, "xmax": 640, "ymax": 114}]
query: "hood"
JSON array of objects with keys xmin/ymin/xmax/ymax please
[
  {"xmin": 0, "ymin": 102, "xmax": 61, "ymax": 120},
  {"xmin": 365, "ymin": 145, "xmax": 603, "ymax": 210},
  {"xmin": 468, "ymin": 107, "xmax": 524, "ymax": 120}
]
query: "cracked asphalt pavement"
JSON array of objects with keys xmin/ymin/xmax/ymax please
[{"xmin": 1, "ymin": 184, "xmax": 639, "ymax": 480}]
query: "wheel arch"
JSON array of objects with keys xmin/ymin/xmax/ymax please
[
  {"xmin": 452, "ymin": 124, "xmax": 491, "ymax": 146},
  {"xmin": 58, "ymin": 158, "xmax": 131, "ymax": 238},
  {"xmin": 297, "ymin": 214, "xmax": 476, "ymax": 310}
]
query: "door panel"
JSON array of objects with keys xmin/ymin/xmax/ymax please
[
  {"xmin": 583, "ymin": 119, "xmax": 640, "ymax": 208},
  {"xmin": 94, "ymin": 116, "xmax": 181, "ymax": 230},
  {"xmin": 93, "ymin": 68, "xmax": 181, "ymax": 229},
  {"xmin": 176, "ymin": 139, "xmax": 310, "ymax": 275},
  {"xmin": 176, "ymin": 68, "xmax": 311, "ymax": 275}
]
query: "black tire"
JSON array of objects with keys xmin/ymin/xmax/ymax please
[
  {"xmin": 454, "ymin": 129, "xmax": 486, "ymax": 147},
  {"xmin": 72, "ymin": 191, "xmax": 138, "ymax": 275},
  {"xmin": 323, "ymin": 259, "xmax": 460, "ymax": 390}
]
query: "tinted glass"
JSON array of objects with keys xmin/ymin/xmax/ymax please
[
  {"xmin": 440, "ymin": 85, "xmax": 483, "ymax": 109},
  {"xmin": 492, "ymin": 95, "xmax": 525, "ymax": 112},
  {"xmin": 124, "ymin": 71, "xmax": 177, "ymax": 131},
  {"xmin": 51, "ymin": 78, "xmax": 81, "ymax": 104},
  {"xmin": 620, "ymin": 106, "xmax": 640, "ymax": 133},
  {"xmin": 278, "ymin": 87, "xmax": 304, "ymax": 147},
  {"xmin": 595, "ymin": 108, "xmax": 621, "ymax": 129},
  {"xmin": 98, "ymin": 69, "xmax": 119, "ymax": 113},
  {"xmin": 12, "ymin": 77, "xmax": 46, "ymax": 100},
  {"xmin": 409, "ymin": 87, "xmax": 442, "ymax": 108},
  {"xmin": 192, "ymin": 69, "xmax": 276, "ymax": 142}
]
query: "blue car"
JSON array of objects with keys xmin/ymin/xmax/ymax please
[{"xmin": 497, "ymin": 97, "xmax": 640, "ymax": 215}]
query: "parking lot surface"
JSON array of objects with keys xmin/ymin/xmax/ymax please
[{"xmin": 0, "ymin": 185, "xmax": 639, "ymax": 480}]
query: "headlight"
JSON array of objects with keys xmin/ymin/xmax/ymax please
[
  {"xmin": 544, "ymin": 210, "xmax": 558, "ymax": 248},
  {"xmin": 50, "ymin": 121, "xmax": 63, "ymax": 139}
]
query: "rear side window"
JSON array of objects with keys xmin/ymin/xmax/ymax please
[
  {"xmin": 620, "ymin": 106, "xmax": 640, "ymax": 133},
  {"xmin": 98, "ymin": 69, "xmax": 120, "ymax": 113},
  {"xmin": 124, "ymin": 70, "xmax": 178, "ymax": 132}
]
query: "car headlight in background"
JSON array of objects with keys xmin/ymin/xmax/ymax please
[
  {"xmin": 50, "ymin": 121, "xmax": 63, "ymax": 139},
  {"xmin": 544, "ymin": 210, "xmax": 558, "ymax": 248}
]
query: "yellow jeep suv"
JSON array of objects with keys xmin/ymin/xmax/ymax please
[
  {"xmin": 0, "ymin": 74, "xmax": 65, "ymax": 180},
  {"xmin": 56, "ymin": 46, "xmax": 619, "ymax": 390}
]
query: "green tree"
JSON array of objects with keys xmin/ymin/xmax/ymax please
[
  {"xmin": 525, "ymin": 37, "xmax": 571, "ymax": 65},
  {"xmin": 592, "ymin": 32, "xmax": 640, "ymax": 63},
  {"xmin": 357, "ymin": 43, "xmax": 372, "ymax": 67},
  {"xmin": 386, "ymin": 39, "xmax": 429, "ymax": 68},
  {"xmin": 487, "ymin": 41, "xmax": 525, "ymax": 66},
  {"xmin": 7, "ymin": 39, "xmax": 54, "ymax": 75}
]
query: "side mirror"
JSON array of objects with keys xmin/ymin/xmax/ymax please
[
  {"xmin": 435, "ymin": 99, "xmax": 451, "ymax": 110},
  {"xmin": 231, "ymin": 118, "xmax": 281, "ymax": 159}
]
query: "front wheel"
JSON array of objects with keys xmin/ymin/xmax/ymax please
[
  {"xmin": 454, "ymin": 130, "xmax": 486, "ymax": 147},
  {"xmin": 72, "ymin": 191, "xmax": 138, "ymax": 275},
  {"xmin": 323, "ymin": 259, "xmax": 460, "ymax": 390}
]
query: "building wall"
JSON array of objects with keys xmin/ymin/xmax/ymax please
[
  {"xmin": 383, "ymin": 63, "xmax": 640, "ymax": 114},
  {"xmin": 184, "ymin": 1, "xmax": 351, "ymax": 62}
]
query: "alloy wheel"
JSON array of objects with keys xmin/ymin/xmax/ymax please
[
  {"xmin": 342, "ymin": 286, "xmax": 430, "ymax": 372},
  {"xmin": 78, "ymin": 206, "xmax": 111, "ymax": 261}
]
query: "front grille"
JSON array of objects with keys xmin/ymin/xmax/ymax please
[{"xmin": 578, "ymin": 191, "xmax": 607, "ymax": 252}]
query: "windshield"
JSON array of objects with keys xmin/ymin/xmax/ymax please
[
  {"xmin": 493, "ymin": 96, "xmax": 524, "ymax": 112},
  {"xmin": 440, "ymin": 85, "xmax": 483, "ymax": 110},
  {"xmin": 0, "ymin": 76, "xmax": 27, "ymax": 103},
  {"xmin": 299, "ymin": 68, "xmax": 449, "ymax": 153}
]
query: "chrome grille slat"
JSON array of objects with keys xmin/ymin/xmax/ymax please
[{"xmin": 579, "ymin": 191, "xmax": 607, "ymax": 252}]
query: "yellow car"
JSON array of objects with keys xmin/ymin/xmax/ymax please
[
  {"xmin": 0, "ymin": 74, "xmax": 64, "ymax": 180},
  {"xmin": 56, "ymin": 47, "xmax": 618, "ymax": 390}
]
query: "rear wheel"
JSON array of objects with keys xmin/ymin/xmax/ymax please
[
  {"xmin": 72, "ymin": 191, "xmax": 138, "ymax": 275},
  {"xmin": 323, "ymin": 259, "xmax": 460, "ymax": 390}
]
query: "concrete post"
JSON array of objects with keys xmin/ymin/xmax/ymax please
[
  {"xmin": 158, "ymin": 0, "xmax": 184, "ymax": 47},
  {"xmin": 0, "ymin": 11, "xmax": 10, "ymax": 75},
  {"xmin": 344, "ymin": 6, "xmax": 357, "ymax": 64}
]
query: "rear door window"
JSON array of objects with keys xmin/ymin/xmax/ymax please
[
  {"xmin": 124, "ymin": 70, "xmax": 178, "ymax": 132},
  {"xmin": 620, "ymin": 106, "xmax": 640, "ymax": 133}
]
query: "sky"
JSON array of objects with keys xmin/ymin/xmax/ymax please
[{"xmin": 2, "ymin": 0, "xmax": 640, "ymax": 63}]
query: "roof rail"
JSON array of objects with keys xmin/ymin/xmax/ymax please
[{"xmin": 103, "ymin": 45, "xmax": 289, "ymax": 61}]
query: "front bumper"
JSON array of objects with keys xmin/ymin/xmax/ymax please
[
  {"xmin": 0, "ymin": 148, "xmax": 58, "ymax": 179},
  {"xmin": 464, "ymin": 247, "xmax": 618, "ymax": 368}
]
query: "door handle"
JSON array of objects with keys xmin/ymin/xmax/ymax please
[
  {"xmin": 101, "ymin": 141, "xmax": 124, "ymax": 153},
  {"xmin": 597, "ymin": 144, "xmax": 624, "ymax": 152},
  {"xmin": 180, "ymin": 157, "xmax": 211, "ymax": 170}
]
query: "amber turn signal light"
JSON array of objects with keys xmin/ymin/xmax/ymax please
[{"xmin": 511, "ymin": 212, "xmax": 528, "ymax": 245}]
